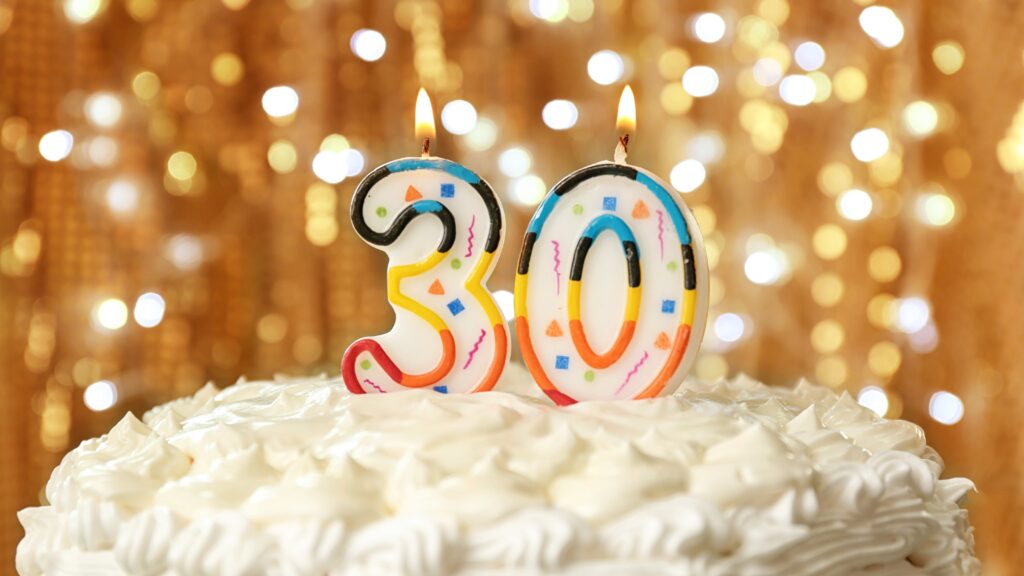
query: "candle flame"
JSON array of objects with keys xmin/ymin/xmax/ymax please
[
  {"xmin": 415, "ymin": 88, "xmax": 436, "ymax": 142},
  {"xmin": 616, "ymin": 85, "xmax": 636, "ymax": 135}
]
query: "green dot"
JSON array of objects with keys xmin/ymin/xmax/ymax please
[
  {"xmin": 584, "ymin": 370, "xmax": 595, "ymax": 382},
  {"xmin": 573, "ymin": 204, "xmax": 584, "ymax": 215},
  {"xmin": 359, "ymin": 359, "xmax": 372, "ymax": 370},
  {"xmin": 450, "ymin": 258, "xmax": 462, "ymax": 269},
  {"xmin": 375, "ymin": 206, "xmax": 387, "ymax": 217},
  {"xmin": 667, "ymin": 261, "xmax": 678, "ymax": 271}
]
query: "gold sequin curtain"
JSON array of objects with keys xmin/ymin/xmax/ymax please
[{"xmin": 1, "ymin": 0, "xmax": 1022, "ymax": 572}]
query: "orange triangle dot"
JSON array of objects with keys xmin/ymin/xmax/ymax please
[
  {"xmin": 405, "ymin": 185, "xmax": 423, "ymax": 201},
  {"xmin": 654, "ymin": 331, "xmax": 671, "ymax": 350},
  {"xmin": 428, "ymin": 279, "xmax": 445, "ymax": 295},
  {"xmin": 545, "ymin": 320, "xmax": 563, "ymax": 337},
  {"xmin": 632, "ymin": 200, "xmax": 650, "ymax": 219}
]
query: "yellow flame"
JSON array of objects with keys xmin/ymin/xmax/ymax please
[
  {"xmin": 415, "ymin": 88, "xmax": 436, "ymax": 141},
  {"xmin": 617, "ymin": 85, "xmax": 636, "ymax": 134}
]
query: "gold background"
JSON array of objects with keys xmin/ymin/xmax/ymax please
[{"xmin": 1, "ymin": 0, "xmax": 1022, "ymax": 572}]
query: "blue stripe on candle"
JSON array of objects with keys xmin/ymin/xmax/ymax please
[
  {"xmin": 387, "ymin": 158, "xmax": 481, "ymax": 184},
  {"xmin": 634, "ymin": 171, "xmax": 690, "ymax": 245},
  {"xmin": 580, "ymin": 213, "xmax": 637, "ymax": 249},
  {"xmin": 412, "ymin": 200, "xmax": 445, "ymax": 214},
  {"xmin": 525, "ymin": 165, "xmax": 691, "ymax": 246}
]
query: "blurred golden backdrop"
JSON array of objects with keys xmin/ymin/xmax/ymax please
[{"xmin": 1, "ymin": 0, "xmax": 1023, "ymax": 571}]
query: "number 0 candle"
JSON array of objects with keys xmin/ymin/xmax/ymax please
[
  {"xmin": 341, "ymin": 89, "xmax": 509, "ymax": 394},
  {"xmin": 515, "ymin": 86, "xmax": 709, "ymax": 405}
]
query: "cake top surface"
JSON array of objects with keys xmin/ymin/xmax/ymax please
[{"xmin": 18, "ymin": 365, "xmax": 978, "ymax": 576}]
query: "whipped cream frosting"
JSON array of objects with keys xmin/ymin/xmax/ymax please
[{"xmin": 17, "ymin": 364, "xmax": 979, "ymax": 575}]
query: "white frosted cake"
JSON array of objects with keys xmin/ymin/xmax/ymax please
[{"xmin": 17, "ymin": 365, "xmax": 978, "ymax": 575}]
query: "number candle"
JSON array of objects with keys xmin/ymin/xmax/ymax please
[
  {"xmin": 341, "ymin": 89, "xmax": 508, "ymax": 394},
  {"xmin": 514, "ymin": 86, "xmax": 708, "ymax": 405}
]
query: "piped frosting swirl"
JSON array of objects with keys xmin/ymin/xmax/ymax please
[{"xmin": 17, "ymin": 366, "xmax": 979, "ymax": 575}]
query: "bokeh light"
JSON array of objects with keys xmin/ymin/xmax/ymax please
[
  {"xmin": 929, "ymin": 391, "xmax": 965, "ymax": 425},
  {"xmin": 833, "ymin": 67, "xmax": 867, "ymax": 103},
  {"xmin": 850, "ymin": 128, "xmax": 890, "ymax": 162},
  {"xmin": 167, "ymin": 151, "xmax": 197, "ymax": 180},
  {"xmin": 134, "ymin": 292, "xmax": 166, "ymax": 328},
  {"xmin": 903, "ymin": 101, "xmax": 939, "ymax": 137},
  {"xmin": 64, "ymin": 0, "xmax": 106, "ymax": 24},
  {"xmin": 868, "ymin": 341, "xmax": 902, "ymax": 377},
  {"xmin": 811, "ymin": 273, "xmax": 845, "ymax": 307},
  {"xmin": 105, "ymin": 180, "xmax": 140, "ymax": 215},
  {"xmin": 261, "ymin": 86, "xmax": 299, "ymax": 118},
  {"xmin": 812, "ymin": 224, "xmax": 847, "ymax": 260},
  {"xmin": 894, "ymin": 296, "xmax": 931, "ymax": 334},
  {"xmin": 779, "ymin": 75, "xmax": 816, "ymax": 106},
  {"xmin": 267, "ymin": 140, "xmax": 298, "ymax": 174},
  {"xmin": 714, "ymin": 313, "xmax": 746, "ymax": 343},
  {"xmin": 868, "ymin": 246, "xmax": 902, "ymax": 282},
  {"xmin": 859, "ymin": 6, "xmax": 905, "ymax": 48},
  {"xmin": 211, "ymin": 53, "xmax": 244, "ymax": 86},
  {"xmin": 752, "ymin": 58, "xmax": 783, "ymax": 86},
  {"xmin": 312, "ymin": 150, "xmax": 347, "ymax": 184},
  {"xmin": 84, "ymin": 93, "xmax": 122, "ymax": 128},
  {"xmin": 692, "ymin": 13, "xmax": 726, "ymax": 43},
  {"xmin": 541, "ymin": 100, "xmax": 579, "ymax": 130},
  {"xmin": 744, "ymin": 248, "xmax": 789, "ymax": 285},
  {"xmin": 511, "ymin": 174, "xmax": 547, "ymax": 205},
  {"xmin": 916, "ymin": 192, "xmax": 956, "ymax": 227},
  {"xmin": 441, "ymin": 100, "xmax": 478, "ymax": 135},
  {"xmin": 587, "ymin": 50, "xmax": 625, "ymax": 85},
  {"xmin": 87, "ymin": 136, "xmax": 119, "ymax": 167},
  {"xmin": 932, "ymin": 41, "xmax": 965, "ymax": 75},
  {"xmin": 493, "ymin": 290, "xmax": 515, "ymax": 322},
  {"xmin": 165, "ymin": 234, "xmax": 203, "ymax": 271},
  {"xmin": 344, "ymin": 149, "xmax": 366, "ymax": 177},
  {"xmin": 794, "ymin": 41, "xmax": 825, "ymax": 71},
  {"xmin": 83, "ymin": 380, "xmax": 118, "ymax": 412},
  {"xmin": 93, "ymin": 298, "xmax": 129, "ymax": 331},
  {"xmin": 465, "ymin": 117, "xmax": 498, "ymax": 151},
  {"xmin": 837, "ymin": 188, "xmax": 874, "ymax": 221},
  {"xmin": 682, "ymin": 66, "xmax": 719, "ymax": 97},
  {"xmin": 350, "ymin": 29, "xmax": 387, "ymax": 62},
  {"xmin": 858, "ymin": 386, "xmax": 889, "ymax": 417},
  {"xmin": 38, "ymin": 130, "xmax": 74, "ymax": 162},
  {"xmin": 498, "ymin": 148, "xmax": 532, "ymax": 178},
  {"xmin": 529, "ymin": 0, "xmax": 569, "ymax": 23},
  {"xmin": 687, "ymin": 132, "xmax": 726, "ymax": 165},
  {"xmin": 670, "ymin": 159, "xmax": 707, "ymax": 192}
]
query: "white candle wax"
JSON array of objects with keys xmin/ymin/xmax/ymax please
[
  {"xmin": 341, "ymin": 156, "xmax": 509, "ymax": 394},
  {"xmin": 514, "ymin": 160, "xmax": 708, "ymax": 404}
]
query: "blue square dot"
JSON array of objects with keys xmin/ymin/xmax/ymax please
[
  {"xmin": 602, "ymin": 196, "xmax": 617, "ymax": 211},
  {"xmin": 447, "ymin": 298, "xmax": 465, "ymax": 316},
  {"xmin": 555, "ymin": 355, "xmax": 570, "ymax": 370},
  {"xmin": 661, "ymin": 299, "xmax": 676, "ymax": 314},
  {"xmin": 433, "ymin": 385, "xmax": 448, "ymax": 394},
  {"xmin": 440, "ymin": 183, "xmax": 456, "ymax": 198}
]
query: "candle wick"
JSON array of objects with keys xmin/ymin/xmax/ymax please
[
  {"xmin": 614, "ymin": 134, "xmax": 629, "ymax": 164},
  {"xmin": 421, "ymin": 137, "xmax": 431, "ymax": 158}
]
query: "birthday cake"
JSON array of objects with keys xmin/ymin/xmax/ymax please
[{"xmin": 17, "ymin": 365, "xmax": 978, "ymax": 575}]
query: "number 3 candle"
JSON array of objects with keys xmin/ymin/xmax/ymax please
[
  {"xmin": 515, "ymin": 86, "xmax": 709, "ymax": 405},
  {"xmin": 341, "ymin": 89, "xmax": 508, "ymax": 394}
]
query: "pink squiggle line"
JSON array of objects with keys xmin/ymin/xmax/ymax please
[
  {"xmin": 465, "ymin": 215, "xmax": 477, "ymax": 258},
  {"xmin": 463, "ymin": 328, "xmax": 487, "ymax": 369},
  {"xmin": 616, "ymin": 351, "xmax": 650, "ymax": 395},
  {"xmin": 552, "ymin": 240, "xmax": 562, "ymax": 295},
  {"xmin": 363, "ymin": 379, "xmax": 386, "ymax": 393},
  {"xmin": 656, "ymin": 210, "xmax": 665, "ymax": 261}
]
